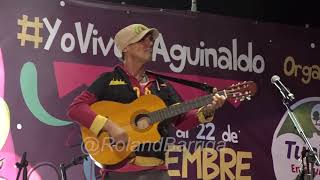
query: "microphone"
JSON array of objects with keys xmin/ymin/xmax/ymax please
[{"xmin": 271, "ymin": 75, "xmax": 295, "ymax": 101}]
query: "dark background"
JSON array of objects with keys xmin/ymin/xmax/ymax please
[{"xmin": 96, "ymin": 0, "xmax": 319, "ymax": 28}]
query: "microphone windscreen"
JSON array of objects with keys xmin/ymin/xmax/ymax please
[{"xmin": 271, "ymin": 75, "xmax": 280, "ymax": 84}]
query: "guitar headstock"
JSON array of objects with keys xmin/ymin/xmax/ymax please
[{"xmin": 223, "ymin": 81, "xmax": 257, "ymax": 103}]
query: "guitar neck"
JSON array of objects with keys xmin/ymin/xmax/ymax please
[{"xmin": 148, "ymin": 91, "xmax": 226, "ymax": 124}]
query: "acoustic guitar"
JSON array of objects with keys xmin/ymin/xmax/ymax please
[{"xmin": 81, "ymin": 81, "xmax": 257, "ymax": 168}]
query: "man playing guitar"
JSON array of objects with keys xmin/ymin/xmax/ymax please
[{"xmin": 67, "ymin": 24, "xmax": 226, "ymax": 180}]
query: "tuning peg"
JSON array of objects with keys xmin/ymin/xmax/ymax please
[{"xmin": 246, "ymin": 96, "xmax": 251, "ymax": 100}]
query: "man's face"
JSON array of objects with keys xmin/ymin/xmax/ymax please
[{"xmin": 124, "ymin": 33, "xmax": 154, "ymax": 63}]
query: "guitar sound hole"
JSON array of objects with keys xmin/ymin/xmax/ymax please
[{"xmin": 134, "ymin": 114, "xmax": 151, "ymax": 130}]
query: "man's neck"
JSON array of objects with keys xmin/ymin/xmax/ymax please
[{"xmin": 123, "ymin": 58, "xmax": 146, "ymax": 80}]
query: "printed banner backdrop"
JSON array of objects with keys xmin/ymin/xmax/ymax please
[{"xmin": 0, "ymin": 0, "xmax": 319, "ymax": 179}]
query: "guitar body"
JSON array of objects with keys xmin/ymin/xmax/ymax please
[
  {"xmin": 80, "ymin": 80, "xmax": 257, "ymax": 167},
  {"xmin": 81, "ymin": 94, "xmax": 167, "ymax": 167}
]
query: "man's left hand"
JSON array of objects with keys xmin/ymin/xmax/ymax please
[{"xmin": 203, "ymin": 88, "xmax": 226, "ymax": 116}]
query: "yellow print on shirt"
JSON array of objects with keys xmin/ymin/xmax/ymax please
[
  {"xmin": 133, "ymin": 87, "xmax": 152, "ymax": 97},
  {"xmin": 109, "ymin": 79, "xmax": 127, "ymax": 85}
]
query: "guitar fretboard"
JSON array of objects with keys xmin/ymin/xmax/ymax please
[{"xmin": 148, "ymin": 91, "xmax": 225, "ymax": 123}]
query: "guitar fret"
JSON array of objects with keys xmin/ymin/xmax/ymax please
[
  {"xmin": 151, "ymin": 111, "xmax": 161, "ymax": 123},
  {"xmin": 173, "ymin": 107, "xmax": 180, "ymax": 117},
  {"xmin": 155, "ymin": 113, "xmax": 160, "ymax": 123},
  {"xmin": 169, "ymin": 106, "xmax": 177, "ymax": 118},
  {"xmin": 162, "ymin": 110, "xmax": 168, "ymax": 119},
  {"xmin": 157, "ymin": 111, "xmax": 162, "ymax": 122},
  {"xmin": 159, "ymin": 110, "xmax": 164, "ymax": 121},
  {"xmin": 165, "ymin": 110, "xmax": 171, "ymax": 119},
  {"xmin": 148, "ymin": 112, "xmax": 155, "ymax": 123},
  {"xmin": 159, "ymin": 110, "xmax": 165, "ymax": 120},
  {"xmin": 166, "ymin": 106, "xmax": 173, "ymax": 118}
]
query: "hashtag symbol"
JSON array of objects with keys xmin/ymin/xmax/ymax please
[{"xmin": 17, "ymin": 15, "xmax": 43, "ymax": 48}]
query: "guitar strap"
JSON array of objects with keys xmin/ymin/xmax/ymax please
[{"xmin": 146, "ymin": 70, "xmax": 214, "ymax": 93}]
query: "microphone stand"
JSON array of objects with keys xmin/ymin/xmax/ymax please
[
  {"xmin": 296, "ymin": 149, "xmax": 315, "ymax": 180},
  {"xmin": 60, "ymin": 154, "xmax": 88, "ymax": 180},
  {"xmin": 282, "ymin": 97, "xmax": 320, "ymax": 180},
  {"xmin": 15, "ymin": 152, "xmax": 28, "ymax": 180}
]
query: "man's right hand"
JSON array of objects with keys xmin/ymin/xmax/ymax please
[{"xmin": 103, "ymin": 120, "xmax": 128, "ymax": 145}]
